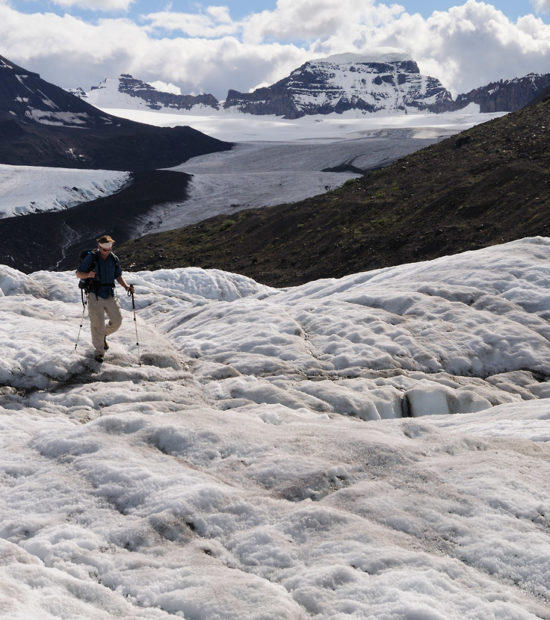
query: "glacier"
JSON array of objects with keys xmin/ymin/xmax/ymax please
[{"xmin": 0, "ymin": 238, "xmax": 549, "ymax": 618}]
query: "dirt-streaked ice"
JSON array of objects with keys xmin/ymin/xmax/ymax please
[{"xmin": 0, "ymin": 237, "xmax": 549, "ymax": 618}]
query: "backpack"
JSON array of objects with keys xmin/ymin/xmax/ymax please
[{"xmin": 78, "ymin": 249, "xmax": 121, "ymax": 295}]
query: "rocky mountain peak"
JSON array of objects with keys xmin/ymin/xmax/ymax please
[
  {"xmin": 455, "ymin": 72, "xmax": 550, "ymax": 112},
  {"xmin": 83, "ymin": 74, "xmax": 219, "ymax": 111},
  {"xmin": 224, "ymin": 53, "xmax": 454, "ymax": 118}
]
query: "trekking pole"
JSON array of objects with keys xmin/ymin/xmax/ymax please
[
  {"xmin": 74, "ymin": 290, "xmax": 88, "ymax": 352},
  {"xmin": 128, "ymin": 287, "xmax": 142, "ymax": 366}
]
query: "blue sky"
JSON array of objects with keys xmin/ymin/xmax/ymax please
[
  {"xmin": 387, "ymin": 1, "xmax": 545, "ymax": 21},
  {"xmin": 8, "ymin": 0, "xmax": 548, "ymax": 23},
  {"xmin": 2, "ymin": 0, "xmax": 550, "ymax": 98}
]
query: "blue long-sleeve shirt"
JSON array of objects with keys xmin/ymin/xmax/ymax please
[{"xmin": 78, "ymin": 251, "xmax": 122, "ymax": 299}]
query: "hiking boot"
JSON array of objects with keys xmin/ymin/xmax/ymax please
[
  {"xmin": 103, "ymin": 336, "xmax": 109, "ymax": 350},
  {"xmin": 94, "ymin": 353, "xmax": 104, "ymax": 363}
]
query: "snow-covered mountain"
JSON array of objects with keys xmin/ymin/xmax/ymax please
[
  {"xmin": 223, "ymin": 53, "xmax": 454, "ymax": 118},
  {"xmin": 77, "ymin": 52, "xmax": 550, "ymax": 121},
  {"xmin": 78, "ymin": 52, "xmax": 453, "ymax": 119},
  {"xmin": 80, "ymin": 74, "xmax": 219, "ymax": 112},
  {"xmin": 1, "ymin": 238, "xmax": 550, "ymax": 617}
]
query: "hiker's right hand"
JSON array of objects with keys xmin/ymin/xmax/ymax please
[{"xmin": 88, "ymin": 271, "xmax": 96, "ymax": 279}]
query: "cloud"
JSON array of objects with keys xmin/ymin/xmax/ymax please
[
  {"xmin": 143, "ymin": 9, "xmax": 238, "ymax": 38},
  {"xmin": 51, "ymin": 0, "xmax": 135, "ymax": 10},
  {"xmin": 533, "ymin": 0, "xmax": 550, "ymax": 12},
  {"xmin": 241, "ymin": 0, "xmax": 403, "ymax": 45},
  {"xmin": 0, "ymin": 7, "xmax": 151, "ymax": 88},
  {"xmin": 148, "ymin": 80, "xmax": 182, "ymax": 95},
  {"xmin": 242, "ymin": 0, "xmax": 550, "ymax": 95},
  {"xmin": 132, "ymin": 37, "xmax": 309, "ymax": 97},
  {"xmin": 1, "ymin": 0, "xmax": 550, "ymax": 101},
  {"xmin": 409, "ymin": 3, "xmax": 550, "ymax": 94},
  {"xmin": 206, "ymin": 5, "xmax": 233, "ymax": 23}
]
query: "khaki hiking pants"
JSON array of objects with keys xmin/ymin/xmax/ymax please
[{"xmin": 88, "ymin": 294, "xmax": 122, "ymax": 355}]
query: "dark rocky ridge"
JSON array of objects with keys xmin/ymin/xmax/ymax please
[
  {"xmin": 116, "ymin": 97, "xmax": 550, "ymax": 287},
  {"xmin": 0, "ymin": 54, "xmax": 231, "ymax": 170}
]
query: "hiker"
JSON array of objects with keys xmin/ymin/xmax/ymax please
[{"xmin": 76, "ymin": 235, "xmax": 134, "ymax": 363}]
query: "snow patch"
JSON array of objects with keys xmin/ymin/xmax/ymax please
[
  {"xmin": 322, "ymin": 50, "xmax": 413, "ymax": 65},
  {"xmin": 0, "ymin": 165, "xmax": 129, "ymax": 218}
]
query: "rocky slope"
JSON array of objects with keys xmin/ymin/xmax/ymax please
[
  {"xmin": 116, "ymin": 96, "xmax": 550, "ymax": 286},
  {"xmin": 0, "ymin": 54, "xmax": 230, "ymax": 170}
]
